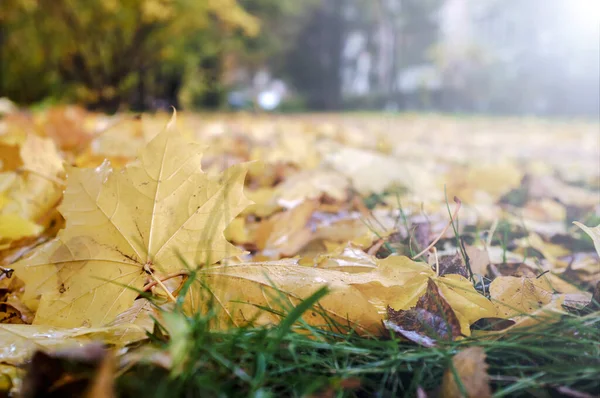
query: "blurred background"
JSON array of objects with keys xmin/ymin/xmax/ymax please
[{"xmin": 1, "ymin": 0, "xmax": 599, "ymax": 117}]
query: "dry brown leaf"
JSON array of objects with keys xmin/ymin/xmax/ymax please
[
  {"xmin": 384, "ymin": 278, "xmax": 462, "ymax": 347},
  {"xmin": 464, "ymin": 245, "xmax": 490, "ymax": 276},
  {"xmin": 438, "ymin": 253, "xmax": 468, "ymax": 278},
  {"xmin": 441, "ymin": 347, "xmax": 491, "ymax": 398}
]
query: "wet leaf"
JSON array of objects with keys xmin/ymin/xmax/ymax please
[{"xmin": 0, "ymin": 324, "xmax": 147, "ymax": 364}]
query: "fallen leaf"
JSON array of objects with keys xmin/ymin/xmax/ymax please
[
  {"xmin": 251, "ymin": 130, "xmax": 320, "ymax": 169},
  {"xmin": 517, "ymin": 233, "xmax": 570, "ymax": 266},
  {"xmin": 273, "ymin": 170, "xmax": 350, "ymax": 208},
  {"xmin": 106, "ymin": 298, "xmax": 160, "ymax": 340},
  {"xmin": 470, "ymin": 317, "xmax": 516, "ymax": 332},
  {"xmin": 573, "ymin": 222, "xmax": 600, "ymax": 257},
  {"xmin": 441, "ymin": 347, "xmax": 491, "ymax": 398},
  {"xmin": 224, "ymin": 216, "xmax": 252, "ymax": 244},
  {"xmin": 322, "ymin": 145, "xmax": 436, "ymax": 197},
  {"xmin": 519, "ymin": 199, "xmax": 566, "ymax": 223},
  {"xmin": 438, "ymin": 253, "xmax": 468, "ymax": 278},
  {"xmin": 184, "ymin": 255, "xmax": 448, "ymax": 333},
  {"xmin": 445, "ymin": 162, "xmax": 523, "ymax": 204},
  {"xmin": 186, "ymin": 259, "xmax": 386, "ymax": 333},
  {"xmin": 0, "ymin": 363, "xmax": 18, "ymax": 396},
  {"xmin": 40, "ymin": 106, "xmax": 94, "ymax": 152},
  {"xmin": 13, "ymin": 122, "xmax": 251, "ymax": 327},
  {"xmin": 529, "ymin": 174, "xmax": 599, "ymax": 208},
  {"xmin": 1, "ymin": 135, "xmax": 65, "ymax": 223},
  {"xmin": 314, "ymin": 253, "xmax": 495, "ymax": 336},
  {"xmin": 255, "ymin": 200, "xmax": 318, "ymax": 258},
  {"xmin": 307, "ymin": 242, "xmax": 378, "ymax": 272},
  {"xmin": 582, "ymin": 282, "xmax": 600, "ymax": 313},
  {"xmin": 243, "ymin": 187, "xmax": 281, "ymax": 217},
  {"xmin": 384, "ymin": 279, "xmax": 462, "ymax": 347},
  {"xmin": 0, "ymin": 142, "xmax": 22, "ymax": 171},
  {"xmin": 19, "ymin": 134, "xmax": 64, "ymax": 178},
  {"xmin": 500, "ymin": 294, "xmax": 568, "ymax": 332},
  {"xmin": 489, "ymin": 276, "xmax": 554, "ymax": 318},
  {"xmin": 434, "ymin": 275, "xmax": 497, "ymax": 335},
  {"xmin": 0, "ymin": 214, "xmax": 43, "ymax": 241},
  {"xmin": 0, "ymin": 324, "xmax": 147, "ymax": 365},
  {"xmin": 464, "ymin": 245, "xmax": 490, "ymax": 276}
]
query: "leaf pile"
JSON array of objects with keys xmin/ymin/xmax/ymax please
[{"xmin": 0, "ymin": 106, "xmax": 598, "ymax": 395}]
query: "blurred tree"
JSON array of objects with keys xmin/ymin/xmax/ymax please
[
  {"xmin": 285, "ymin": 0, "xmax": 345, "ymax": 110},
  {"xmin": 0, "ymin": 0, "xmax": 259, "ymax": 110},
  {"xmin": 236, "ymin": 0, "xmax": 317, "ymax": 73},
  {"xmin": 180, "ymin": 0, "xmax": 316, "ymax": 109}
]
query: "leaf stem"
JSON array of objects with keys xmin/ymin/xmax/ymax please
[
  {"xmin": 146, "ymin": 271, "xmax": 178, "ymax": 302},
  {"xmin": 143, "ymin": 271, "xmax": 190, "ymax": 295}
]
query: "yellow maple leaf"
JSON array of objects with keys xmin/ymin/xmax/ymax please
[
  {"xmin": 368, "ymin": 257, "xmax": 496, "ymax": 335},
  {"xmin": 185, "ymin": 259, "xmax": 387, "ymax": 334},
  {"xmin": 324, "ymin": 254, "xmax": 496, "ymax": 335},
  {"xmin": 13, "ymin": 123, "xmax": 251, "ymax": 328},
  {"xmin": 1, "ymin": 135, "xmax": 65, "ymax": 224},
  {"xmin": 489, "ymin": 276, "xmax": 554, "ymax": 318},
  {"xmin": 186, "ymin": 255, "xmax": 495, "ymax": 335}
]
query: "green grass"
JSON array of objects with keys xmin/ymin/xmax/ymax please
[
  {"xmin": 112, "ymin": 189, "xmax": 600, "ymax": 398},
  {"xmin": 115, "ymin": 278, "xmax": 600, "ymax": 398}
]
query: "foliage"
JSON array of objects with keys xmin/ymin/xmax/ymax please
[
  {"xmin": 0, "ymin": 107, "xmax": 598, "ymax": 395},
  {"xmin": 0, "ymin": 0, "xmax": 262, "ymax": 109}
]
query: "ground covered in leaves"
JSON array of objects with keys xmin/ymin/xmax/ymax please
[{"xmin": 0, "ymin": 107, "xmax": 599, "ymax": 397}]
